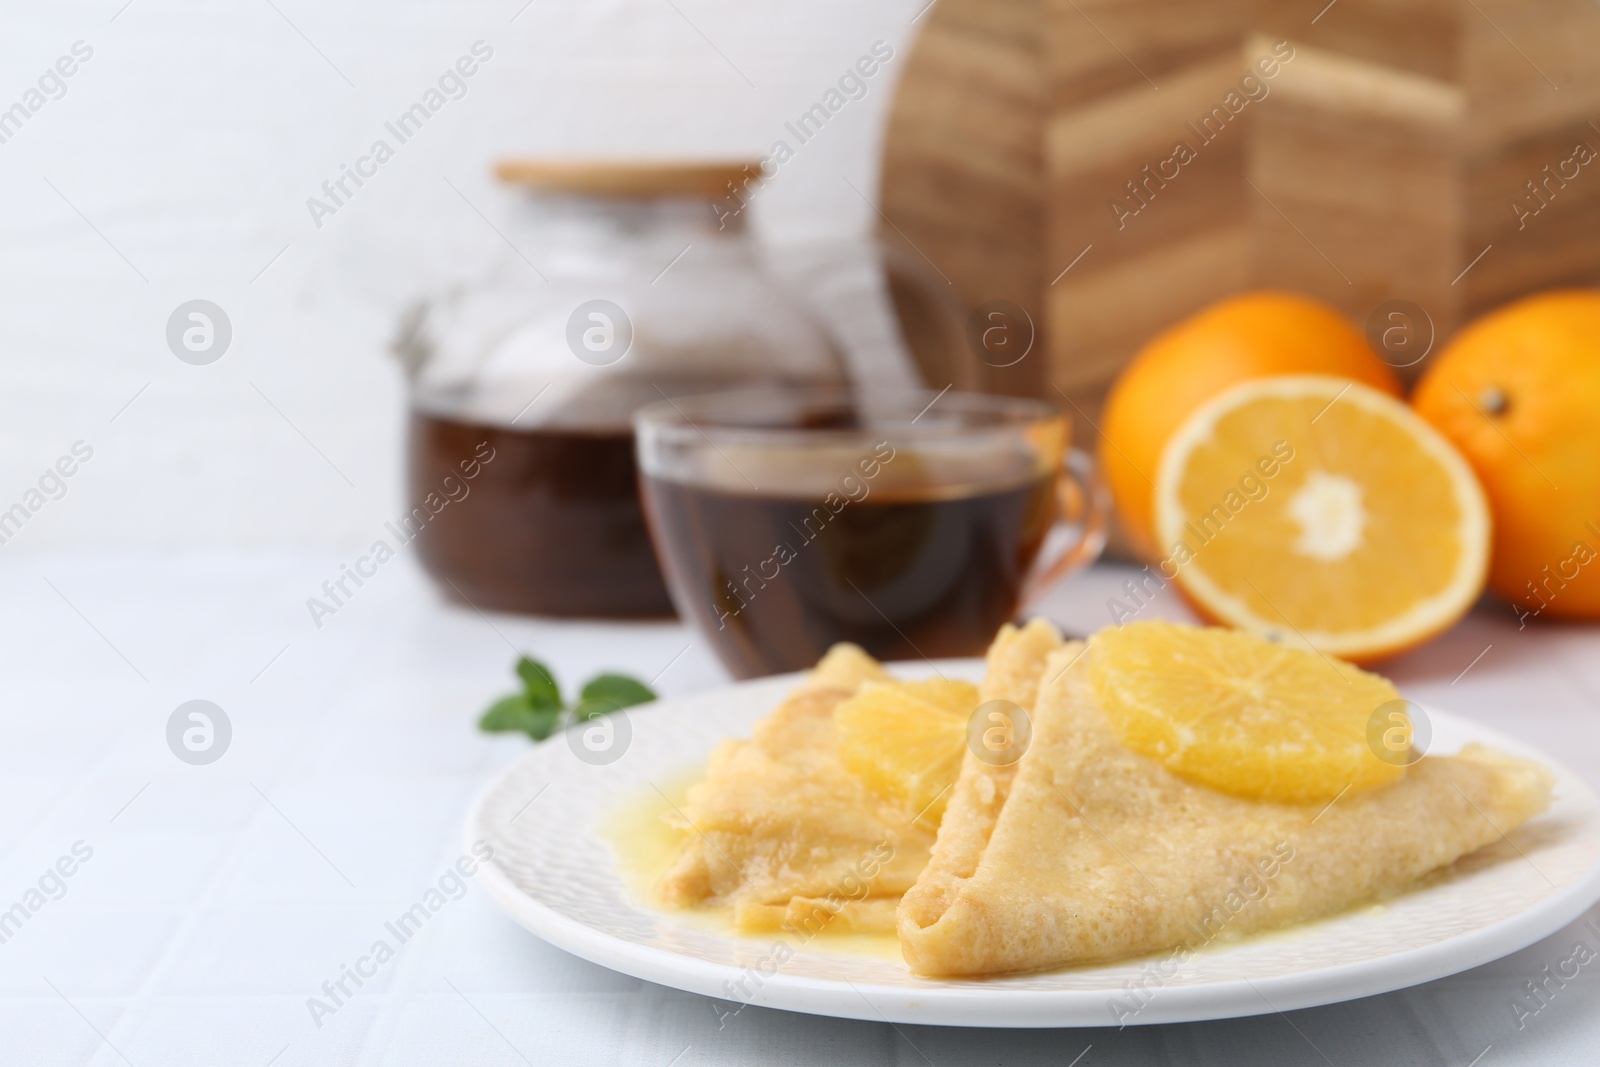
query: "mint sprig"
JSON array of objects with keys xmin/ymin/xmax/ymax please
[{"xmin": 478, "ymin": 656, "xmax": 656, "ymax": 741}]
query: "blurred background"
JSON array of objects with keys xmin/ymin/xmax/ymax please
[
  {"xmin": 8, "ymin": 0, "xmax": 1600, "ymax": 557},
  {"xmin": 0, "ymin": 0, "xmax": 927, "ymax": 550}
]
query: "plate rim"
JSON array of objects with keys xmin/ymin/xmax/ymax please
[{"xmin": 464, "ymin": 663, "xmax": 1600, "ymax": 1028}]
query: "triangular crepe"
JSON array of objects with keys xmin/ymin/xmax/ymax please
[
  {"xmin": 657, "ymin": 676, "xmax": 935, "ymax": 921},
  {"xmin": 658, "ymin": 631, "xmax": 1067, "ymax": 933},
  {"xmin": 899, "ymin": 639, "xmax": 1555, "ymax": 976}
]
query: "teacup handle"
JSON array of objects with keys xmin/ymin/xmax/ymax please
[{"xmin": 1022, "ymin": 447, "xmax": 1111, "ymax": 609}]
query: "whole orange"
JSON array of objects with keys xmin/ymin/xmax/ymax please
[
  {"xmin": 1099, "ymin": 290, "xmax": 1403, "ymax": 558},
  {"xmin": 1412, "ymin": 290, "xmax": 1600, "ymax": 620}
]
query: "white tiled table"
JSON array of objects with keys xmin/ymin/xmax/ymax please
[{"xmin": 4, "ymin": 552, "xmax": 1598, "ymax": 1066}]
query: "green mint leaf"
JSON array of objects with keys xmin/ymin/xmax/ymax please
[
  {"xmin": 520, "ymin": 702, "xmax": 563, "ymax": 741},
  {"xmin": 479, "ymin": 693, "xmax": 537, "ymax": 732},
  {"xmin": 579, "ymin": 673, "xmax": 657, "ymax": 711},
  {"xmin": 479, "ymin": 693, "xmax": 563, "ymax": 740},
  {"xmin": 515, "ymin": 656, "xmax": 562, "ymax": 710}
]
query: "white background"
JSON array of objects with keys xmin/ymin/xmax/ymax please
[{"xmin": 0, "ymin": 0, "xmax": 923, "ymax": 551}]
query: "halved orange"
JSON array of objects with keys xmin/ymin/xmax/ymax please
[
  {"xmin": 1152, "ymin": 376, "xmax": 1490, "ymax": 662},
  {"xmin": 1100, "ymin": 291, "xmax": 1404, "ymax": 559}
]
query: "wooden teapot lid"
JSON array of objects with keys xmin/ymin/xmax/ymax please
[{"xmin": 492, "ymin": 159, "xmax": 763, "ymax": 199}]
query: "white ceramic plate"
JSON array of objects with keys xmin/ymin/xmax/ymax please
[{"xmin": 465, "ymin": 660, "xmax": 1600, "ymax": 1028}]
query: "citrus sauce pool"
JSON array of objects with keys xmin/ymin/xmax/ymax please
[
  {"xmin": 602, "ymin": 774, "xmax": 902, "ymax": 962},
  {"xmin": 598, "ymin": 772, "xmax": 1414, "ymax": 972}
]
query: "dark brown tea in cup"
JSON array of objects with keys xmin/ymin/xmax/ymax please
[
  {"xmin": 642, "ymin": 464, "xmax": 1056, "ymax": 677},
  {"xmin": 635, "ymin": 389, "xmax": 1107, "ymax": 679}
]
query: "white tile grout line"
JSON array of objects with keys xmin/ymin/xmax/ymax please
[
  {"xmin": 0, "ymin": 665, "xmax": 157, "ymax": 878},
  {"xmin": 67, "ymin": 630, "xmax": 384, "ymax": 1063},
  {"xmin": 352, "ymin": 615, "xmax": 554, "ymax": 1067},
  {"xmin": 353, "ymin": 742, "xmax": 534, "ymax": 1067},
  {"xmin": 4, "ymin": 748, "xmax": 160, "ymax": 1055}
]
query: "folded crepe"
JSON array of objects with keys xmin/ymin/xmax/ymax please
[
  {"xmin": 657, "ymin": 647, "xmax": 931, "ymax": 925},
  {"xmin": 658, "ymin": 632, "xmax": 1064, "ymax": 934},
  {"xmin": 898, "ymin": 636, "xmax": 1555, "ymax": 976}
]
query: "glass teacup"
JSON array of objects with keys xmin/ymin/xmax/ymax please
[{"xmin": 634, "ymin": 388, "xmax": 1108, "ymax": 678}]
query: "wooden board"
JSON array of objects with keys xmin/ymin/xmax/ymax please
[{"xmin": 879, "ymin": 0, "xmax": 1600, "ymax": 425}]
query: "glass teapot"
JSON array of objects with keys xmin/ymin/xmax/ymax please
[{"xmin": 393, "ymin": 160, "xmax": 848, "ymax": 618}]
